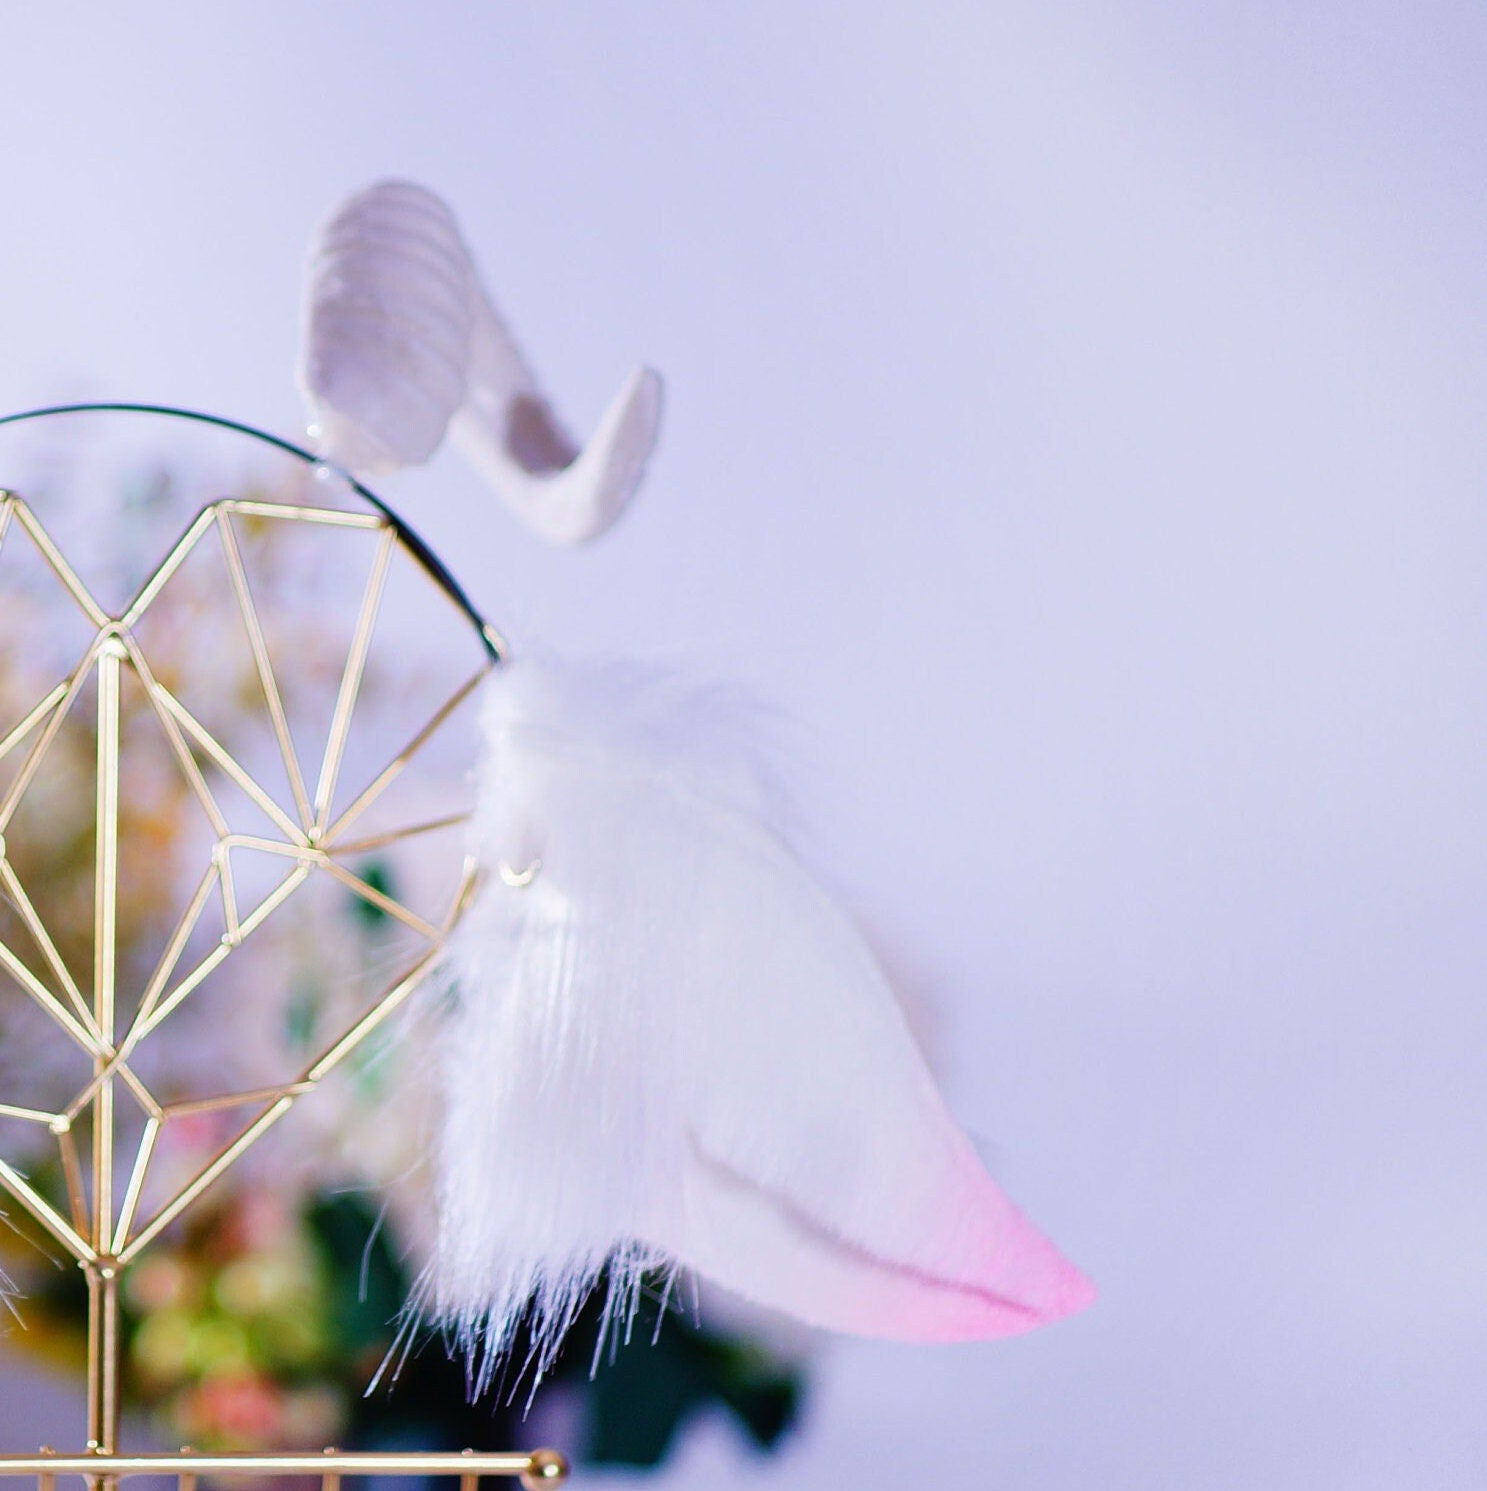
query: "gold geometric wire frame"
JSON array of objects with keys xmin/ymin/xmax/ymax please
[{"xmin": 0, "ymin": 434, "xmax": 566, "ymax": 1491}]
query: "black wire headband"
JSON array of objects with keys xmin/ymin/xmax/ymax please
[{"xmin": 0, "ymin": 401, "xmax": 504, "ymax": 662}]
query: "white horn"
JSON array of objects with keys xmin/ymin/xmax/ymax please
[
  {"xmin": 450, "ymin": 285, "xmax": 663, "ymax": 544},
  {"xmin": 298, "ymin": 179, "xmax": 662, "ymax": 543}
]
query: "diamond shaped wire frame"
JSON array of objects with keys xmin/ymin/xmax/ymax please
[{"xmin": 0, "ymin": 411, "xmax": 565, "ymax": 1491}]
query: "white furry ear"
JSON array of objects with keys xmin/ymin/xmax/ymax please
[
  {"xmin": 431, "ymin": 655, "xmax": 1094, "ymax": 1388},
  {"xmin": 298, "ymin": 179, "xmax": 662, "ymax": 543}
]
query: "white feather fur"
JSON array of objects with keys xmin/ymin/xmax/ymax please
[{"xmin": 433, "ymin": 655, "xmax": 1094, "ymax": 1388}]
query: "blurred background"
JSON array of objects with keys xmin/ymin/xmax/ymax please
[{"xmin": 0, "ymin": 2, "xmax": 1484, "ymax": 1486}]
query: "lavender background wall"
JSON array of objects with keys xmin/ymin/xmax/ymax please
[{"xmin": 2, "ymin": 4, "xmax": 1485, "ymax": 1485}]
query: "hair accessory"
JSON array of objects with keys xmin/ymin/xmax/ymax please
[{"xmin": 298, "ymin": 181, "xmax": 1094, "ymax": 1384}]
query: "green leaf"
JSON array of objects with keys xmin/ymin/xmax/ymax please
[
  {"xmin": 348, "ymin": 859, "xmax": 398, "ymax": 929},
  {"xmin": 527, "ymin": 1272, "xmax": 805, "ymax": 1469},
  {"xmin": 304, "ymin": 1192, "xmax": 408, "ymax": 1359}
]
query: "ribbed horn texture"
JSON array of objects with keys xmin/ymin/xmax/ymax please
[{"xmin": 299, "ymin": 179, "xmax": 662, "ymax": 544}]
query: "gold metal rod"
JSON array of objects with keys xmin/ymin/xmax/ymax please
[
  {"xmin": 312, "ymin": 526, "xmax": 395, "ymax": 831},
  {"xmin": 0, "ymin": 856, "xmax": 97, "ymax": 1038},
  {"xmin": 303, "ymin": 945, "xmax": 441, "ymax": 1083},
  {"xmin": 210, "ymin": 832, "xmax": 442, "ymax": 939},
  {"xmin": 57, "ymin": 1121, "xmax": 90, "ymax": 1236},
  {"xmin": 110, "ymin": 1116, "xmax": 160, "ymax": 1255},
  {"xmin": 328, "ymin": 811, "xmax": 471, "ymax": 857},
  {"xmin": 150, "ymin": 689, "xmax": 305, "ymax": 844},
  {"xmin": 228, "ymin": 860, "xmax": 313, "ymax": 940},
  {"xmin": 313, "ymin": 857, "xmax": 442, "ymax": 943},
  {"xmin": 117, "ymin": 1095, "xmax": 296, "ymax": 1264},
  {"xmin": 90, "ymin": 639, "xmax": 124, "ymax": 1456},
  {"xmin": 215, "ymin": 512, "xmax": 314, "ymax": 830},
  {"xmin": 0, "ymin": 681, "xmax": 67, "ymax": 766},
  {"xmin": 160, "ymin": 1081, "xmax": 314, "ymax": 1120},
  {"xmin": 442, "ymin": 858, "xmax": 481, "ymax": 933},
  {"xmin": 128, "ymin": 942, "xmax": 229, "ymax": 1049},
  {"xmin": 219, "ymin": 500, "xmax": 384, "ymax": 529},
  {"xmin": 118, "ymin": 507, "xmax": 217, "ymax": 629},
  {"xmin": 323, "ymin": 664, "xmax": 487, "ymax": 843},
  {"xmin": 129, "ymin": 863, "xmax": 312, "ymax": 1043},
  {"xmin": 97, "ymin": 1266, "xmax": 121, "ymax": 1454},
  {"xmin": 62, "ymin": 1056, "xmax": 161, "ymax": 1129},
  {"xmin": 0, "ymin": 933, "xmax": 107, "ymax": 1056},
  {"xmin": 62, "ymin": 1079, "xmax": 98, "ymax": 1125},
  {"xmin": 0, "ymin": 1155, "xmax": 93, "ymax": 1262},
  {"xmin": 12, "ymin": 503, "xmax": 108, "ymax": 628},
  {"xmin": 119, "ymin": 863, "xmax": 221, "ymax": 1049},
  {"xmin": 0, "ymin": 635, "xmax": 105, "ymax": 834},
  {"xmin": 84, "ymin": 1269, "xmax": 102, "ymax": 1454},
  {"xmin": 80, "ymin": 1266, "xmax": 125, "ymax": 1462},
  {"xmin": 0, "ymin": 1453, "xmax": 556, "ymax": 1479},
  {"xmin": 122, "ymin": 942, "xmax": 445, "ymax": 1264},
  {"xmin": 216, "ymin": 845, "xmax": 241, "ymax": 942},
  {"xmin": 114, "ymin": 1063, "xmax": 160, "ymax": 1121},
  {"xmin": 120, "ymin": 639, "xmax": 232, "ymax": 840},
  {"xmin": 216, "ymin": 832, "xmax": 322, "ymax": 863}
]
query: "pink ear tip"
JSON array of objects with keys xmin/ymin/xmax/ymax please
[
  {"xmin": 939, "ymin": 1258, "xmax": 1095, "ymax": 1343},
  {"xmin": 940, "ymin": 1195, "xmax": 1098, "ymax": 1340},
  {"xmin": 984, "ymin": 1260, "xmax": 1097, "ymax": 1339},
  {"xmin": 1040, "ymin": 1258, "xmax": 1099, "ymax": 1321},
  {"xmin": 836, "ymin": 1231, "xmax": 1096, "ymax": 1344},
  {"xmin": 994, "ymin": 1213, "xmax": 1098, "ymax": 1331}
]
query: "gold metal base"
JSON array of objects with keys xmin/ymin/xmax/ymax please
[
  {"xmin": 0, "ymin": 1449, "xmax": 568, "ymax": 1491},
  {"xmin": 0, "ymin": 487, "xmax": 552, "ymax": 1477}
]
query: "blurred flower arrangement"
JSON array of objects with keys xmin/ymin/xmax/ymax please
[{"xmin": 0, "ymin": 459, "xmax": 803, "ymax": 1470}]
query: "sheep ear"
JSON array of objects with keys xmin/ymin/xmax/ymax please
[
  {"xmin": 298, "ymin": 179, "xmax": 663, "ymax": 543},
  {"xmin": 432, "ymin": 654, "xmax": 1096, "ymax": 1390}
]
